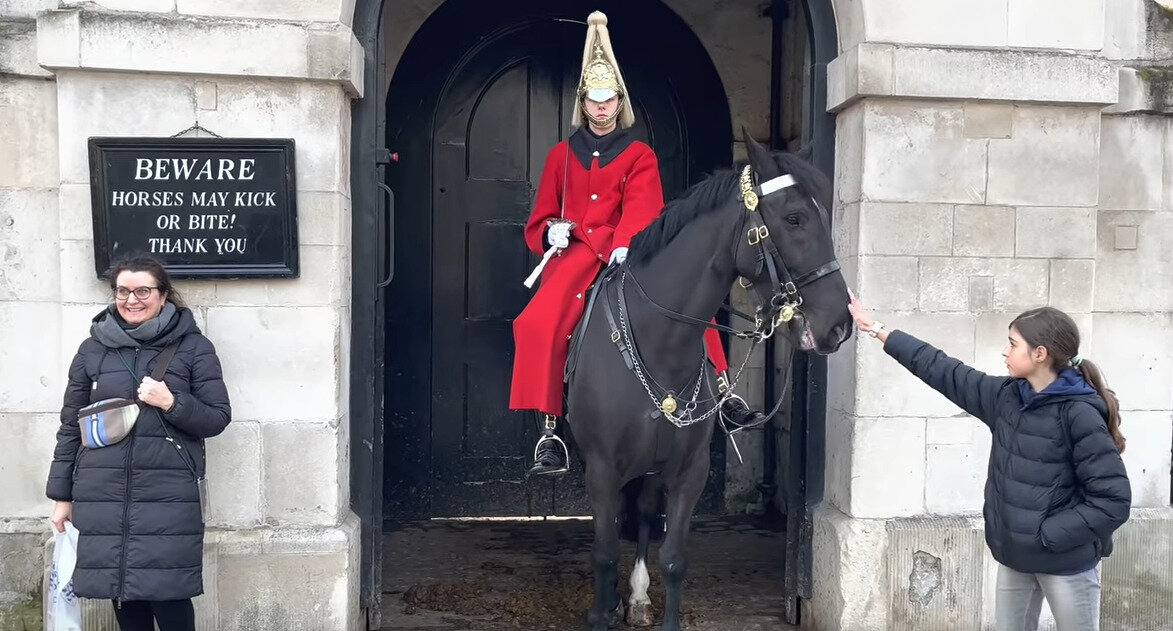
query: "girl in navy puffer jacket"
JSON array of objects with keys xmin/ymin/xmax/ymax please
[{"xmin": 848, "ymin": 297, "xmax": 1129, "ymax": 631}]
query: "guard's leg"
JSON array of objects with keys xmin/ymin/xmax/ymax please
[{"xmin": 529, "ymin": 413, "xmax": 569, "ymax": 477}]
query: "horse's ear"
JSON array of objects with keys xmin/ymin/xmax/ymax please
[{"xmin": 743, "ymin": 132, "xmax": 772, "ymax": 173}]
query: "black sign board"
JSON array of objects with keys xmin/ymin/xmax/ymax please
[{"xmin": 88, "ymin": 138, "xmax": 299, "ymax": 278}]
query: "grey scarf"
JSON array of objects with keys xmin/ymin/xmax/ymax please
[{"xmin": 91, "ymin": 302, "xmax": 178, "ymax": 349}]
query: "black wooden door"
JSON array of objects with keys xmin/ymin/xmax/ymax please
[
  {"xmin": 385, "ymin": 0, "xmax": 732, "ymax": 519},
  {"xmin": 429, "ymin": 26, "xmax": 567, "ymax": 516}
]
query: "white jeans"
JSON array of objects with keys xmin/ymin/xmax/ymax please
[{"xmin": 995, "ymin": 562, "xmax": 1101, "ymax": 631}]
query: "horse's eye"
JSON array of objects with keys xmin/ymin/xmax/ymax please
[{"xmin": 785, "ymin": 213, "xmax": 801, "ymax": 226}]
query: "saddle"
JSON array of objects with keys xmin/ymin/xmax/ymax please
[{"xmin": 564, "ymin": 264, "xmax": 621, "ymax": 385}]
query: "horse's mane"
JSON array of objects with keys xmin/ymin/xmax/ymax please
[
  {"xmin": 628, "ymin": 150, "xmax": 832, "ymax": 265},
  {"xmin": 628, "ymin": 168, "xmax": 738, "ymax": 265}
]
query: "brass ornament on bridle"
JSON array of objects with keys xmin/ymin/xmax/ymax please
[
  {"xmin": 739, "ymin": 165, "xmax": 802, "ymax": 327},
  {"xmin": 661, "ymin": 394, "xmax": 678, "ymax": 415}
]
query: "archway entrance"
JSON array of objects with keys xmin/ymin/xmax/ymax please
[
  {"xmin": 349, "ymin": 0, "xmax": 839, "ymax": 627},
  {"xmin": 382, "ymin": 0, "xmax": 732, "ymax": 519}
]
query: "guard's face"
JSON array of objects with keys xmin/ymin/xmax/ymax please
[{"xmin": 584, "ymin": 95, "xmax": 620, "ymax": 129}]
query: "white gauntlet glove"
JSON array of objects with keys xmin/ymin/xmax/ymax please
[
  {"xmin": 608, "ymin": 247, "xmax": 628, "ymax": 265},
  {"xmin": 524, "ymin": 219, "xmax": 575, "ymax": 288},
  {"xmin": 546, "ymin": 220, "xmax": 572, "ymax": 250}
]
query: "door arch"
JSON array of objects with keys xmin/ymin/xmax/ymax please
[
  {"xmin": 351, "ymin": 0, "xmax": 839, "ymax": 625},
  {"xmin": 382, "ymin": 0, "xmax": 732, "ymax": 519}
]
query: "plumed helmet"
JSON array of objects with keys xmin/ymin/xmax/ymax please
[{"xmin": 571, "ymin": 11, "xmax": 636, "ymax": 129}]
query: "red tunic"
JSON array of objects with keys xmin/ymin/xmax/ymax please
[{"xmin": 510, "ymin": 134, "xmax": 728, "ymax": 416}]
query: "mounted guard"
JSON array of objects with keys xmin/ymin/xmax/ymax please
[{"xmin": 509, "ymin": 11, "xmax": 763, "ymax": 477}]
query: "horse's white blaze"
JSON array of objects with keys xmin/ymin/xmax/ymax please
[{"xmin": 629, "ymin": 558, "xmax": 651, "ymax": 605}]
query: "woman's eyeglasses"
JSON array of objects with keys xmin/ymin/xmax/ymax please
[{"xmin": 114, "ymin": 286, "xmax": 159, "ymax": 301}]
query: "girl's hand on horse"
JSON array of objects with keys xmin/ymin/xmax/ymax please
[
  {"xmin": 847, "ymin": 289, "xmax": 889, "ymax": 342},
  {"xmin": 846, "ymin": 288, "xmax": 871, "ymax": 326}
]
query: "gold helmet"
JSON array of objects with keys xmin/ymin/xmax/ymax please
[{"xmin": 572, "ymin": 11, "xmax": 635, "ymax": 129}]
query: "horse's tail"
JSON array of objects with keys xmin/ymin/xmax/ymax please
[{"xmin": 619, "ymin": 475, "xmax": 665, "ymax": 543}]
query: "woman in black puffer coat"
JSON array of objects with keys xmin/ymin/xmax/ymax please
[
  {"xmin": 848, "ymin": 296, "xmax": 1129, "ymax": 631},
  {"xmin": 47, "ymin": 253, "xmax": 230, "ymax": 631}
]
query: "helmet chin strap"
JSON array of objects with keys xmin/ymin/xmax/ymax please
[{"xmin": 580, "ymin": 96, "xmax": 623, "ymax": 129}]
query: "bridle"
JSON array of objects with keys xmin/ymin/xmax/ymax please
[
  {"xmin": 732, "ymin": 164, "xmax": 841, "ymax": 339},
  {"xmin": 601, "ymin": 163, "xmax": 842, "ymax": 429},
  {"xmin": 623, "ymin": 164, "xmax": 840, "ymax": 343}
]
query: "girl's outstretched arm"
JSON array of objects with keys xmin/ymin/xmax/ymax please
[{"xmin": 848, "ymin": 291, "xmax": 1008, "ymax": 426}]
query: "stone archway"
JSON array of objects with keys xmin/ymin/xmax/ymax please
[{"xmin": 348, "ymin": 0, "xmax": 842, "ymax": 625}]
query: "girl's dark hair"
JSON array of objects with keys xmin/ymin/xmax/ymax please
[
  {"xmin": 1011, "ymin": 306, "xmax": 1124, "ymax": 453},
  {"xmin": 106, "ymin": 252, "xmax": 187, "ymax": 309}
]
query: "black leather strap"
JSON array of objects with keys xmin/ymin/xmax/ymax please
[
  {"xmin": 601, "ymin": 274, "xmax": 633, "ymax": 370},
  {"xmin": 150, "ymin": 341, "xmax": 181, "ymax": 381}
]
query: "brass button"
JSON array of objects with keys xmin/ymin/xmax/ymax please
[
  {"xmin": 587, "ymin": 228, "xmax": 592, "ymax": 233},
  {"xmin": 591, "ymin": 194, "xmax": 598, "ymax": 200},
  {"xmin": 592, "ymin": 151, "xmax": 600, "ymax": 157}
]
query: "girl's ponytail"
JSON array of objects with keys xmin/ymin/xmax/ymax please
[{"xmin": 1076, "ymin": 358, "xmax": 1125, "ymax": 453}]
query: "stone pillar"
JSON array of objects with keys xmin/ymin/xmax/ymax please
[
  {"xmin": 0, "ymin": 4, "xmax": 61, "ymax": 628},
  {"xmin": 0, "ymin": 2, "xmax": 363, "ymax": 628},
  {"xmin": 808, "ymin": 1, "xmax": 1173, "ymax": 629}
]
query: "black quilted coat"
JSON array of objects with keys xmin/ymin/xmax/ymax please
[
  {"xmin": 47, "ymin": 307, "xmax": 230, "ymax": 601},
  {"xmin": 885, "ymin": 330, "xmax": 1130, "ymax": 575}
]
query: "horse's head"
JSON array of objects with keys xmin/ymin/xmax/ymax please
[{"xmin": 733, "ymin": 136, "xmax": 852, "ymax": 354}]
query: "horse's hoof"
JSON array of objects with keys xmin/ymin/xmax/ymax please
[
  {"xmin": 626, "ymin": 601, "xmax": 654, "ymax": 627},
  {"xmin": 586, "ymin": 602, "xmax": 624, "ymax": 629},
  {"xmin": 608, "ymin": 601, "xmax": 624, "ymax": 627}
]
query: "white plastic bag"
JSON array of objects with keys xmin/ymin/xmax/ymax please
[{"xmin": 45, "ymin": 522, "xmax": 82, "ymax": 631}]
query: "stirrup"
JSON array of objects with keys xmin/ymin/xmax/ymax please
[
  {"xmin": 719, "ymin": 392, "xmax": 750, "ymax": 419},
  {"xmin": 533, "ymin": 433, "xmax": 569, "ymax": 465}
]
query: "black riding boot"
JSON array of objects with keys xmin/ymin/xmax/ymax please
[
  {"xmin": 717, "ymin": 372, "xmax": 766, "ymax": 427},
  {"xmin": 529, "ymin": 414, "xmax": 569, "ymax": 477},
  {"xmin": 720, "ymin": 396, "xmax": 767, "ymax": 427}
]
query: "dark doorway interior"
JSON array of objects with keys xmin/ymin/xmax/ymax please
[{"xmin": 382, "ymin": 0, "xmax": 733, "ymax": 520}]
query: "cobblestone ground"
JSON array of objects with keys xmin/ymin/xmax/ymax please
[{"xmin": 380, "ymin": 515, "xmax": 796, "ymax": 630}]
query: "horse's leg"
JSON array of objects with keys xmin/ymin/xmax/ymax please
[
  {"xmin": 658, "ymin": 464, "xmax": 707, "ymax": 631},
  {"xmin": 627, "ymin": 476, "xmax": 660, "ymax": 627},
  {"xmin": 586, "ymin": 468, "xmax": 623, "ymax": 630}
]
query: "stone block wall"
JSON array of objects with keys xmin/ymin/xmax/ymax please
[
  {"xmin": 0, "ymin": 10, "xmax": 62, "ymax": 628},
  {"xmin": 0, "ymin": 2, "xmax": 361, "ymax": 629},
  {"xmin": 810, "ymin": 0, "xmax": 1173, "ymax": 629}
]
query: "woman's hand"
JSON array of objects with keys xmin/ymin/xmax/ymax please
[
  {"xmin": 50, "ymin": 501, "xmax": 72, "ymax": 533},
  {"xmin": 138, "ymin": 376, "xmax": 175, "ymax": 412}
]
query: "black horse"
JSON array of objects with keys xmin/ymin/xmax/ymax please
[{"xmin": 566, "ymin": 136, "xmax": 852, "ymax": 630}]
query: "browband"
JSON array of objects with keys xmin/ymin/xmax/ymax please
[{"xmin": 754, "ymin": 174, "xmax": 796, "ymax": 198}]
